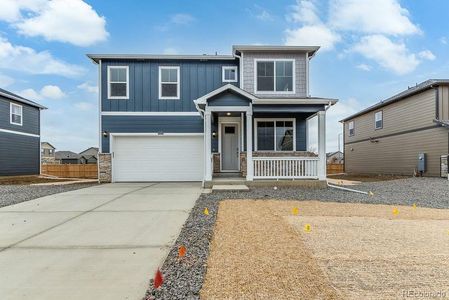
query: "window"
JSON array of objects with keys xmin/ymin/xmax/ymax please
[
  {"xmin": 255, "ymin": 119, "xmax": 295, "ymax": 151},
  {"xmin": 159, "ymin": 66, "xmax": 180, "ymax": 99},
  {"xmin": 375, "ymin": 111, "xmax": 383, "ymax": 129},
  {"xmin": 255, "ymin": 60, "xmax": 294, "ymax": 93},
  {"xmin": 348, "ymin": 121, "xmax": 354, "ymax": 136},
  {"xmin": 108, "ymin": 66, "xmax": 129, "ymax": 99},
  {"xmin": 10, "ymin": 103, "xmax": 22, "ymax": 126},
  {"xmin": 222, "ymin": 66, "xmax": 238, "ymax": 82}
]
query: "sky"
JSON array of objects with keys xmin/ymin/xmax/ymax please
[{"xmin": 0, "ymin": 0, "xmax": 448, "ymax": 153}]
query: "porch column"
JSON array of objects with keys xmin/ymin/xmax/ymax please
[
  {"xmin": 204, "ymin": 111, "xmax": 212, "ymax": 181},
  {"xmin": 246, "ymin": 111, "xmax": 253, "ymax": 181},
  {"xmin": 317, "ymin": 110, "xmax": 326, "ymax": 180}
]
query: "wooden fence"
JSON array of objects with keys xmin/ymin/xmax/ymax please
[
  {"xmin": 327, "ymin": 163, "xmax": 344, "ymax": 175},
  {"xmin": 41, "ymin": 164, "xmax": 98, "ymax": 179}
]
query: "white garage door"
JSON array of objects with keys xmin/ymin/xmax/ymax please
[{"xmin": 112, "ymin": 135, "xmax": 204, "ymax": 182}]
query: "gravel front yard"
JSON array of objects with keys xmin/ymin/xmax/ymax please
[
  {"xmin": 0, "ymin": 183, "xmax": 98, "ymax": 208},
  {"xmin": 144, "ymin": 177, "xmax": 449, "ymax": 299}
]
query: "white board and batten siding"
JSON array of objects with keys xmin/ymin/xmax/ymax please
[{"xmin": 111, "ymin": 135, "xmax": 204, "ymax": 182}]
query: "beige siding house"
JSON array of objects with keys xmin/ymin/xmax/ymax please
[{"xmin": 341, "ymin": 79, "xmax": 449, "ymax": 177}]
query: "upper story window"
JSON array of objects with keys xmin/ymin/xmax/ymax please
[
  {"xmin": 159, "ymin": 66, "xmax": 180, "ymax": 99},
  {"xmin": 222, "ymin": 66, "xmax": 238, "ymax": 82},
  {"xmin": 10, "ymin": 103, "xmax": 23, "ymax": 126},
  {"xmin": 348, "ymin": 121, "xmax": 354, "ymax": 136},
  {"xmin": 255, "ymin": 59, "xmax": 295, "ymax": 94},
  {"xmin": 375, "ymin": 111, "xmax": 383, "ymax": 129},
  {"xmin": 108, "ymin": 66, "xmax": 129, "ymax": 99}
]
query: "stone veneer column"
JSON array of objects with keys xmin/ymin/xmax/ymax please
[{"xmin": 98, "ymin": 153, "xmax": 112, "ymax": 183}]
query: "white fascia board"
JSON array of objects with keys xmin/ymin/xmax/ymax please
[
  {"xmin": 101, "ymin": 112, "xmax": 200, "ymax": 116},
  {"xmin": 0, "ymin": 128, "xmax": 40, "ymax": 138},
  {"xmin": 253, "ymin": 98, "xmax": 338, "ymax": 105},
  {"xmin": 194, "ymin": 84, "xmax": 257, "ymax": 105}
]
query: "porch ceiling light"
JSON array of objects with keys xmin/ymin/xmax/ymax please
[{"xmin": 226, "ymin": 112, "xmax": 231, "ymax": 116}]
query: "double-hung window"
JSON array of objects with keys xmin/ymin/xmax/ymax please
[
  {"xmin": 108, "ymin": 66, "xmax": 129, "ymax": 99},
  {"xmin": 159, "ymin": 66, "xmax": 180, "ymax": 99},
  {"xmin": 256, "ymin": 60, "xmax": 294, "ymax": 93},
  {"xmin": 348, "ymin": 121, "xmax": 355, "ymax": 136},
  {"xmin": 375, "ymin": 111, "xmax": 383, "ymax": 129},
  {"xmin": 222, "ymin": 66, "xmax": 238, "ymax": 82},
  {"xmin": 255, "ymin": 119, "xmax": 295, "ymax": 151},
  {"xmin": 10, "ymin": 103, "xmax": 23, "ymax": 126}
]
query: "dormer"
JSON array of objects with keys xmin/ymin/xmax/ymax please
[{"xmin": 233, "ymin": 45, "xmax": 319, "ymax": 98}]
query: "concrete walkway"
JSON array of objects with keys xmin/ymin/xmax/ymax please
[{"xmin": 0, "ymin": 183, "xmax": 201, "ymax": 300}]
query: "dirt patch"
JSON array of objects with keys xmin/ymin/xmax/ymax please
[
  {"xmin": 327, "ymin": 174, "xmax": 409, "ymax": 182},
  {"xmin": 201, "ymin": 200, "xmax": 342, "ymax": 299},
  {"xmin": 0, "ymin": 175, "xmax": 70, "ymax": 185},
  {"xmin": 203, "ymin": 200, "xmax": 449, "ymax": 299}
]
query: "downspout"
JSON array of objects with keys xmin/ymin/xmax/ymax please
[{"xmin": 234, "ymin": 52, "xmax": 243, "ymax": 89}]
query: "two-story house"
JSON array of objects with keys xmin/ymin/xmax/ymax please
[
  {"xmin": 341, "ymin": 79, "xmax": 449, "ymax": 177},
  {"xmin": 0, "ymin": 88, "xmax": 46, "ymax": 176},
  {"xmin": 88, "ymin": 45, "xmax": 337, "ymax": 184}
]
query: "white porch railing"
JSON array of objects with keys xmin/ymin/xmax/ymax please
[{"xmin": 253, "ymin": 157, "xmax": 319, "ymax": 179}]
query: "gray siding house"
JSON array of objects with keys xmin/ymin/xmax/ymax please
[
  {"xmin": 88, "ymin": 45, "xmax": 337, "ymax": 184},
  {"xmin": 0, "ymin": 88, "xmax": 46, "ymax": 176},
  {"xmin": 341, "ymin": 80, "xmax": 449, "ymax": 177}
]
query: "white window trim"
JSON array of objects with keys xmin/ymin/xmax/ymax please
[
  {"xmin": 10, "ymin": 102, "xmax": 23, "ymax": 126},
  {"xmin": 254, "ymin": 58, "xmax": 296, "ymax": 95},
  {"xmin": 375, "ymin": 111, "xmax": 383, "ymax": 130},
  {"xmin": 348, "ymin": 121, "xmax": 354, "ymax": 136},
  {"xmin": 107, "ymin": 66, "xmax": 129, "ymax": 99},
  {"xmin": 222, "ymin": 66, "xmax": 238, "ymax": 83},
  {"xmin": 254, "ymin": 118, "xmax": 296, "ymax": 151},
  {"xmin": 159, "ymin": 66, "xmax": 180, "ymax": 100}
]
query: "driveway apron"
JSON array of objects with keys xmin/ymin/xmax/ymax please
[{"xmin": 0, "ymin": 182, "xmax": 201, "ymax": 300}]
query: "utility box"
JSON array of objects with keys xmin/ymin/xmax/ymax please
[
  {"xmin": 441, "ymin": 155, "xmax": 448, "ymax": 178},
  {"xmin": 418, "ymin": 153, "xmax": 426, "ymax": 173}
]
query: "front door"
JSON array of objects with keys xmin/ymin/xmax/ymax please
[{"xmin": 221, "ymin": 124, "xmax": 239, "ymax": 171}]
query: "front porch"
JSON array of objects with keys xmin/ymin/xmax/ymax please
[{"xmin": 194, "ymin": 84, "xmax": 333, "ymax": 185}]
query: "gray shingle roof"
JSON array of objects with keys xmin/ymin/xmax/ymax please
[
  {"xmin": 55, "ymin": 151, "xmax": 80, "ymax": 160},
  {"xmin": 340, "ymin": 79, "xmax": 449, "ymax": 122},
  {"xmin": 0, "ymin": 88, "xmax": 47, "ymax": 109}
]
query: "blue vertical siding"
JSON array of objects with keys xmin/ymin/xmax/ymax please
[
  {"xmin": 101, "ymin": 60, "xmax": 239, "ymax": 112},
  {"xmin": 0, "ymin": 132, "xmax": 40, "ymax": 175}
]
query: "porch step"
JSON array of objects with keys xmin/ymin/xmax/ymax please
[{"xmin": 212, "ymin": 184, "xmax": 249, "ymax": 192}]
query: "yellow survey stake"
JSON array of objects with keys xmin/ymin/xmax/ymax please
[
  {"xmin": 304, "ymin": 224, "xmax": 311, "ymax": 232},
  {"xmin": 392, "ymin": 208, "xmax": 399, "ymax": 216},
  {"xmin": 292, "ymin": 207, "xmax": 299, "ymax": 215},
  {"xmin": 203, "ymin": 208, "xmax": 209, "ymax": 215}
]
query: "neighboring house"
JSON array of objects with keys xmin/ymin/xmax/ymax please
[
  {"xmin": 41, "ymin": 142, "xmax": 56, "ymax": 157},
  {"xmin": 341, "ymin": 79, "xmax": 449, "ymax": 177},
  {"xmin": 327, "ymin": 151, "xmax": 343, "ymax": 164},
  {"xmin": 79, "ymin": 147, "xmax": 98, "ymax": 164},
  {"xmin": 0, "ymin": 88, "xmax": 46, "ymax": 176},
  {"xmin": 88, "ymin": 45, "xmax": 337, "ymax": 183},
  {"xmin": 55, "ymin": 151, "xmax": 80, "ymax": 164}
]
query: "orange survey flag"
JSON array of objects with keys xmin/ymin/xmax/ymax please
[
  {"xmin": 178, "ymin": 245, "xmax": 186, "ymax": 258},
  {"xmin": 154, "ymin": 268, "xmax": 163, "ymax": 289}
]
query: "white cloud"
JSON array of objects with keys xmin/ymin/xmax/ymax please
[
  {"xmin": 329, "ymin": 0, "xmax": 420, "ymax": 35},
  {"xmin": 285, "ymin": 1, "xmax": 340, "ymax": 51},
  {"xmin": 0, "ymin": 0, "xmax": 47, "ymax": 22},
  {"xmin": 74, "ymin": 101, "xmax": 95, "ymax": 111},
  {"xmin": 418, "ymin": 50, "xmax": 436, "ymax": 61},
  {"xmin": 14, "ymin": 0, "xmax": 108, "ymax": 47},
  {"xmin": 40, "ymin": 85, "xmax": 65, "ymax": 99},
  {"xmin": 440, "ymin": 37, "xmax": 448, "ymax": 45},
  {"xmin": 285, "ymin": 25, "xmax": 341, "ymax": 51},
  {"xmin": 251, "ymin": 5, "xmax": 274, "ymax": 21},
  {"xmin": 170, "ymin": 13, "xmax": 195, "ymax": 25},
  {"xmin": 289, "ymin": 0, "xmax": 321, "ymax": 25},
  {"xmin": 0, "ymin": 73, "xmax": 15, "ymax": 87},
  {"xmin": 77, "ymin": 82, "xmax": 97, "ymax": 93},
  {"xmin": 0, "ymin": 37, "xmax": 85, "ymax": 77},
  {"xmin": 356, "ymin": 64, "xmax": 372, "ymax": 71},
  {"xmin": 18, "ymin": 85, "xmax": 65, "ymax": 101},
  {"xmin": 352, "ymin": 35, "xmax": 419, "ymax": 75}
]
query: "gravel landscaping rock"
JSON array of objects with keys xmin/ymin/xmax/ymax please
[
  {"xmin": 0, "ymin": 183, "xmax": 98, "ymax": 208},
  {"xmin": 143, "ymin": 177, "xmax": 449, "ymax": 299}
]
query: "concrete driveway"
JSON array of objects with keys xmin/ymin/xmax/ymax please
[{"xmin": 0, "ymin": 182, "xmax": 201, "ymax": 300}]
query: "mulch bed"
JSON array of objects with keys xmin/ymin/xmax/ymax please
[
  {"xmin": 327, "ymin": 173, "xmax": 409, "ymax": 182},
  {"xmin": 0, "ymin": 175, "xmax": 70, "ymax": 185}
]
